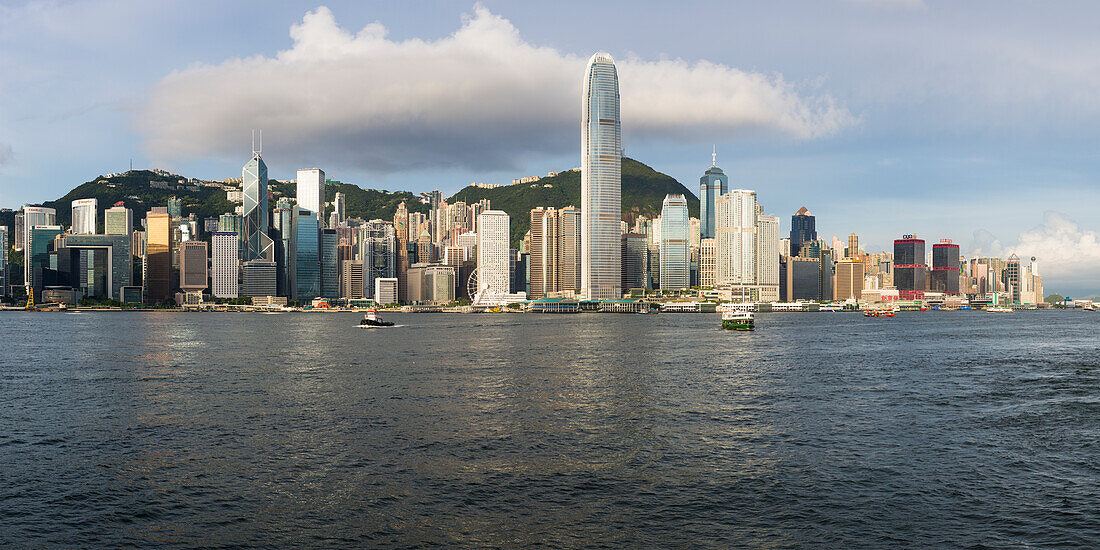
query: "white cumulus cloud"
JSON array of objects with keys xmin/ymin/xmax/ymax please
[
  {"xmin": 1011, "ymin": 212, "xmax": 1100, "ymax": 285},
  {"xmin": 973, "ymin": 212, "xmax": 1100, "ymax": 291},
  {"xmin": 138, "ymin": 5, "xmax": 853, "ymax": 174}
]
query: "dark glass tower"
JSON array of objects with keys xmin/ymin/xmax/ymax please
[
  {"xmin": 790, "ymin": 207, "xmax": 816, "ymax": 257},
  {"xmin": 931, "ymin": 240, "xmax": 960, "ymax": 295},
  {"xmin": 894, "ymin": 236, "xmax": 927, "ymax": 300}
]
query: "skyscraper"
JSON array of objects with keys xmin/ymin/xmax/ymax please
[
  {"xmin": 359, "ymin": 221, "xmax": 396, "ymax": 300},
  {"xmin": 659, "ymin": 194, "xmax": 690, "ymax": 290},
  {"xmin": 13, "ymin": 213, "xmax": 24, "ymax": 252},
  {"xmin": 211, "ymin": 232, "xmax": 239, "ymax": 298},
  {"xmin": 931, "ymin": 239, "xmax": 961, "ymax": 295},
  {"xmin": 320, "ymin": 228, "xmax": 339, "ymax": 299},
  {"xmin": 754, "ymin": 215, "xmax": 780, "ymax": 302},
  {"xmin": 476, "ymin": 210, "xmax": 511, "ymax": 301},
  {"xmin": 272, "ymin": 200, "xmax": 296, "ymax": 297},
  {"xmin": 394, "ymin": 201, "xmax": 409, "ymax": 303},
  {"xmin": 716, "ymin": 189, "xmax": 758, "ymax": 299},
  {"xmin": 296, "ymin": 169, "xmax": 325, "ymax": 222},
  {"xmin": 294, "ymin": 210, "xmax": 320, "ymax": 301},
  {"xmin": 698, "ymin": 238, "xmax": 716, "ymax": 288},
  {"xmin": 28, "ymin": 225, "xmax": 63, "ymax": 297},
  {"xmin": 893, "ymin": 236, "xmax": 927, "ymax": 300},
  {"xmin": 21, "ymin": 206, "xmax": 56, "ymax": 281},
  {"xmin": 0, "ymin": 226, "xmax": 9, "ymax": 297},
  {"xmin": 179, "ymin": 241, "xmax": 208, "ymax": 293},
  {"xmin": 620, "ymin": 232, "xmax": 647, "ymax": 291},
  {"xmin": 581, "ymin": 51, "xmax": 621, "ymax": 300},
  {"xmin": 529, "ymin": 206, "xmax": 582, "ymax": 298},
  {"xmin": 790, "ymin": 207, "xmax": 816, "ymax": 257},
  {"xmin": 699, "ymin": 152, "xmax": 727, "ymax": 240},
  {"xmin": 242, "ymin": 146, "xmax": 272, "ymax": 262},
  {"xmin": 104, "ymin": 204, "xmax": 133, "ymax": 236},
  {"xmin": 835, "ymin": 258, "xmax": 863, "ymax": 301},
  {"xmin": 144, "ymin": 209, "xmax": 172, "ymax": 303},
  {"xmin": 1005, "ymin": 254, "xmax": 1021, "ymax": 303},
  {"xmin": 846, "ymin": 233, "xmax": 859, "ymax": 259},
  {"xmin": 71, "ymin": 198, "xmax": 97, "ymax": 234}
]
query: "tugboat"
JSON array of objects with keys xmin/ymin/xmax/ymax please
[
  {"xmin": 359, "ymin": 309, "xmax": 395, "ymax": 327},
  {"xmin": 721, "ymin": 311, "xmax": 754, "ymax": 331}
]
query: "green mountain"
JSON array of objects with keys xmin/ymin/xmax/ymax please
[
  {"xmin": 5, "ymin": 157, "xmax": 696, "ymax": 251},
  {"xmin": 40, "ymin": 170, "xmax": 235, "ymax": 231},
  {"xmin": 449, "ymin": 157, "xmax": 698, "ymax": 248}
]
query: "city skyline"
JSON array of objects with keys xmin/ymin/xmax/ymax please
[{"xmin": 1, "ymin": 2, "xmax": 1098, "ymax": 294}]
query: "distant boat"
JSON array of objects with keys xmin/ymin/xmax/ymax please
[
  {"xmin": 1083, "ymin": 304, "xmax": 1096, "ymax": 312},
  {"xmin": 635, "ymin": 307, "xmax": 658, "ymax": 315},
  {"xmin": 864, "ymin": 309, "xmax": 895, "ymax": 318},
  {"xmin": 986, "ymin": 307, "xmax": 1013, "ymax": 313},
  {"xmin": 722, "ymin": 311, "xmax": 754, "ymax": 331},
  {"xmin": 359, "ymin": 309, "xmax": 395, "ymax": 327}
]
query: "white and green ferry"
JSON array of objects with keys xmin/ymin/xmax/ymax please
[{"xmin": 722, "ymin": 311, "xmax": 754, "ymax": 331}]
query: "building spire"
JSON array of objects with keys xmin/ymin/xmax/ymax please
[{"xmin": 712, "ymin": 145, "xmax": 717, "ymax": 166}]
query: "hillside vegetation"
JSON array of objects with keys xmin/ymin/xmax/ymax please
[
  {"xmin": 449, "ymin": 157, "xmax": 698, "ymax": 247},
  {"xmin": 8, "ymin": 158, "xmax": 697, "ymax": 251}
]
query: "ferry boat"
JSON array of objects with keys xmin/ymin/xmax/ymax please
[
  {"xmin": 359, "ymin": 309, "xmax": 395, "ymax": 327},
  {"xmin": 986, "ymin": 306, "xmax": 1013, "ymax": 313},
  {"xmin": 864, "ymin": 309, "xmax": 895, "ymax": 317},
  {"xmin": 635, "ymin": 307, "xmax": 659, "ymax": 315},
  {"xmin": 721, "ymin": 311, "xmax": 754, "ymax": 331}
]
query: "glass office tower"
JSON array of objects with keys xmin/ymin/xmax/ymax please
[{"xmin": 581, "ymin": 52, "xmax": 622, "ymax": 300}]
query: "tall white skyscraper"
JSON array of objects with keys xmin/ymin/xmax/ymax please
[
  {"xmin": 716, "ymin": 189, "xmax": 758, "ymax": 293},
  {"xmin": 296, "ymin": 168, "xmax": 325, "ymax": 220},
  {"xmin": 211, "ymin": 232, "xmax": 239, "ymax": 298},
  {"xmin": 71, "ymin": 198, "xmax": 97, "ymax": 234},
  {"xmin": 659, "ymin": 194, "xmax": 690, "ymax": 290},
  {"xmin": 755, "ymin": 215, "xmax": 780, "ymax": 302},
  {"xmin": 476, "ymin": 210, "xmax": 510, "ymax": 301},
  {"xmin": 581, "ymin": 52, "xmax": 621, "ymax": 300}
]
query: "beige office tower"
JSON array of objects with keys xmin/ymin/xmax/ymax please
[
  {"xmin": 835, "ymin": 259, "xmax": 863, "ymax": 301},
  {"xmin": 754, "ymin": 215, "xmax": 780, "ymax": 302},
  {"xmin": 699, "ymin": 238, "xmax": 716, "ymax": 288},
  {"xmin": 393, "ymin": 202, "xmax": 409, "ymax": 303},
  {"xmin": 145, "ymin": 210, "xmax": 173, "ymax": 302},
  {"xmin": 529, "ymin": 206, "xmax": 581, "ymax": 299},
  {"xmin": 847, "ymin": 233, "xmax": 859, "ymax": 258},
  {"xmin": 341, "ymin": 259, "xmax": 364, "ymax": 299}
]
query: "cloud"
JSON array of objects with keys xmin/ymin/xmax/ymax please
[
  {"xmin": 973, "ymin": 212, "xmax": 1100, "ymax": 291},
  {"xmin": 0, "ymin": 143, "xmax": 12, "ymax": 166},
  {"xmin": 843, "ymin": 0, "xmax": 926, "ymax": 10},
  {"xmin": 137, "ymin": 5, "xmax": 853, "ymax": 175}
]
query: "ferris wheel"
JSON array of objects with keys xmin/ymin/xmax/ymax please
[{"xmin": 467, "ymin": 267, "xmax": 495, "ymax": 305}]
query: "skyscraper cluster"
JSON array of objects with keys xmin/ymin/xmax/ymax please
[{"xmin": 0, "ymin": 51, "xmax": 1055, "ymax": 309}]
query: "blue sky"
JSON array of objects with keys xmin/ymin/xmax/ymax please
[{"xmin": 1, "ymin": 0, "xmax": 1098, "ymax": 294}]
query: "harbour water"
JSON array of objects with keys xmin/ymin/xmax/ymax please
[{"xmin": 1, "ymin": 311, "xmax": 1097, "ymax": 547}]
